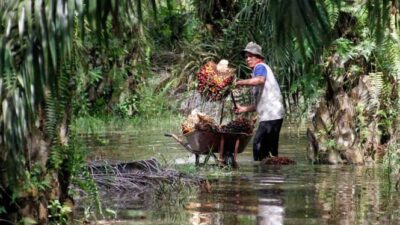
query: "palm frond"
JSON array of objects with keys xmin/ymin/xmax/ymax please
[
  {"xmin": 268, "ymin": 0, "xmax": 333, "ymax": 54},
  {"xmin": 0, "ymin": 0, "xmax": 156, "ymax": 189},
  {"xmin": 365, "ymin": 0, "xmax": 394, "ymax": 42}
]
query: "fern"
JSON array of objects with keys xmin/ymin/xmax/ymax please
[
  {"xmin": 378, "ymin": 36, "xmax": 400, "ymax": 78},
  {"xmin": 366, "ymin": 72, "xmax": 384, "ymax": 115},
  {"xmin": 45, "ymin": 96, "xmax": 58, "ymax": 142},
  {"xmin": 377, "ymin": 32, "xmax": 400, "ymax": 114},
  {"xmin": 324, "ymin": 0, "xmax": 340, "ymax": 29}
]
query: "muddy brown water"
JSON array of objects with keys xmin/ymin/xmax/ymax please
[{"xmin": 80, "ymin": 122, "xmax": 400, "ymax": 225}]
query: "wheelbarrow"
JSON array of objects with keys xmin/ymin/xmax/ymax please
[{"xmin": 165, "ymin": 130, "xmax": 252, "ymax": 166}]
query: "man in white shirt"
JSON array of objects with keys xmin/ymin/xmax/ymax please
[{"xmin": 235, "ymin": 42, "xmax": 285, "ymax": 161}]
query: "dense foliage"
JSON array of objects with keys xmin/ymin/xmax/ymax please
[{"xmin": 1, "ymin": 0, "xmax": 400, "ymax": 223}]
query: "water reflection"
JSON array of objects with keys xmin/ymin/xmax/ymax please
[
  {"xmin": 257, "ymin": 203, "xmax": 284, "ymax": 225},
  {"xmin": 313, "ymin": 165, "xmax": 400, "ymax": 225},
  {"xmin": 181, "ymin": 163, "xmax": 399, "ymax": 225},
  {"xmin": 184, "ymin": 165, "xmax": 287, "ymax": 225},
  {"xmin": 253, "ymin": 166, "xmax": 284, "ymax": 225}
]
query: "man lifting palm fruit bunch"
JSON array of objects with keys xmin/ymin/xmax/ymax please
[{"xmin": 234, "ymin": 42, "xmax": 285, "ymax": 161}]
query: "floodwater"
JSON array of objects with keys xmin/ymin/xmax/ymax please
[{"xmin": 80, "ymin": 119, "xmax": 400, "ymax": 225}]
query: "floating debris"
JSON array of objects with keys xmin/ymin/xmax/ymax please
[{"xmin": 87, "ymin": 158, "xmax": 210, "ymax": 197}]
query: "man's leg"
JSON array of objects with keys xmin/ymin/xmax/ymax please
[
  {"xmin": 270, "ymin": 119, "xmax": 283, "ymax": 157},
  {"xmin": 260, "ymin": 121, "xmax": 274, "ymax": 159},
  {"xmin": 260, "ymin": 135, "xmax": 270, "ymax": 159},
  {"xmin": 253, "ymin": 122, "xmax": 268, "ymax": 161}
]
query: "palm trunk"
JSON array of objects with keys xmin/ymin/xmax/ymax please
[
  {"xmin": 307, "ymin": 73, "xmax": 396, "ymax": 164},
  {"xmin": 1, "ymin": 91, "xmax": 74, "ymax": 224}
]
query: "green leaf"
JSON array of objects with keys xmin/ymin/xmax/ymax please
[
  {"xmin": 18, "ymin": 4, "xmax": 26, "ymax": 36},
  {"xmin": 20, "ymin": 217, "xmax": 37, "ymax": 225}
]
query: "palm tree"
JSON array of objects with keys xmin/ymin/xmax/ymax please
[{"xmin": 0, "ymin": 0, "xmax": 156, "ymax": 223}]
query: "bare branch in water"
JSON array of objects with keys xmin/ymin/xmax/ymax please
[{"xmin": 82, "ymin": 158, "xmax": 207, "ymax": 198}]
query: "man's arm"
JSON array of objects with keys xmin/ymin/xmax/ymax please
[
  {"xmin": 236, "ymin": 76, "xmax": 265, "ymax": 86},
  {"xmin": 234, "ymin": 104, "xmax": 256, "ymax": 113}
]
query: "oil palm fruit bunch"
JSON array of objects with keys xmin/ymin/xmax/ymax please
[
  {"xmin": 181, "ymin": 111, "xmax": 218, "ymax": 134},
  {"xmin": 220, "ymin": 117, "xmax": 254, "ymax": 134},
  {"xmin": 196, "ymin": 60, "xmax": 235, "ymax": 101},
  {"xmin": 263, "ymin": 157, "xmax": 296, "ymax": 165}
]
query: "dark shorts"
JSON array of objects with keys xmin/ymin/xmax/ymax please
[{"xmin": 253, "ymin": 118, "xmax": 283, "ymax": 161}]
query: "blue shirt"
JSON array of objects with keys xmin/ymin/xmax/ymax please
[{"xmin": 253, "ymin": 64, "xmax": 267, "ymax": 77}]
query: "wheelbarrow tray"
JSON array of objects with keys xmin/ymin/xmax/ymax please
[
  {"xmin": 183, "ymin": 130, "xmax": 252, "ymax": 155},
  {"xmin": 183, "ymin": 130, "xmax": 220, "ymax": 155}
]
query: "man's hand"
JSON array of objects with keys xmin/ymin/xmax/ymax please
[
  {"xmin": 234, "ymin": 104, "xmax": 256, "ymax": 114},
  {"xmin": 234, "ymin": 104, "xmax": 246, "ymax": 114},
  {"xmin": 235, "ymin": 80, "xmax": 245, "ymax": 87}
]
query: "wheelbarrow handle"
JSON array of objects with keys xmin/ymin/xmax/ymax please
[
  {"xmin": 164, "ymin": 133, "xmax": 182, "ymax": 142},
  {"xmin": 230, "ymin": 92, "xmax": 237, "ymax": 109},
  {"xmin": 164, "ymin": 133, "xmax": 193, "ymax": 152}
]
